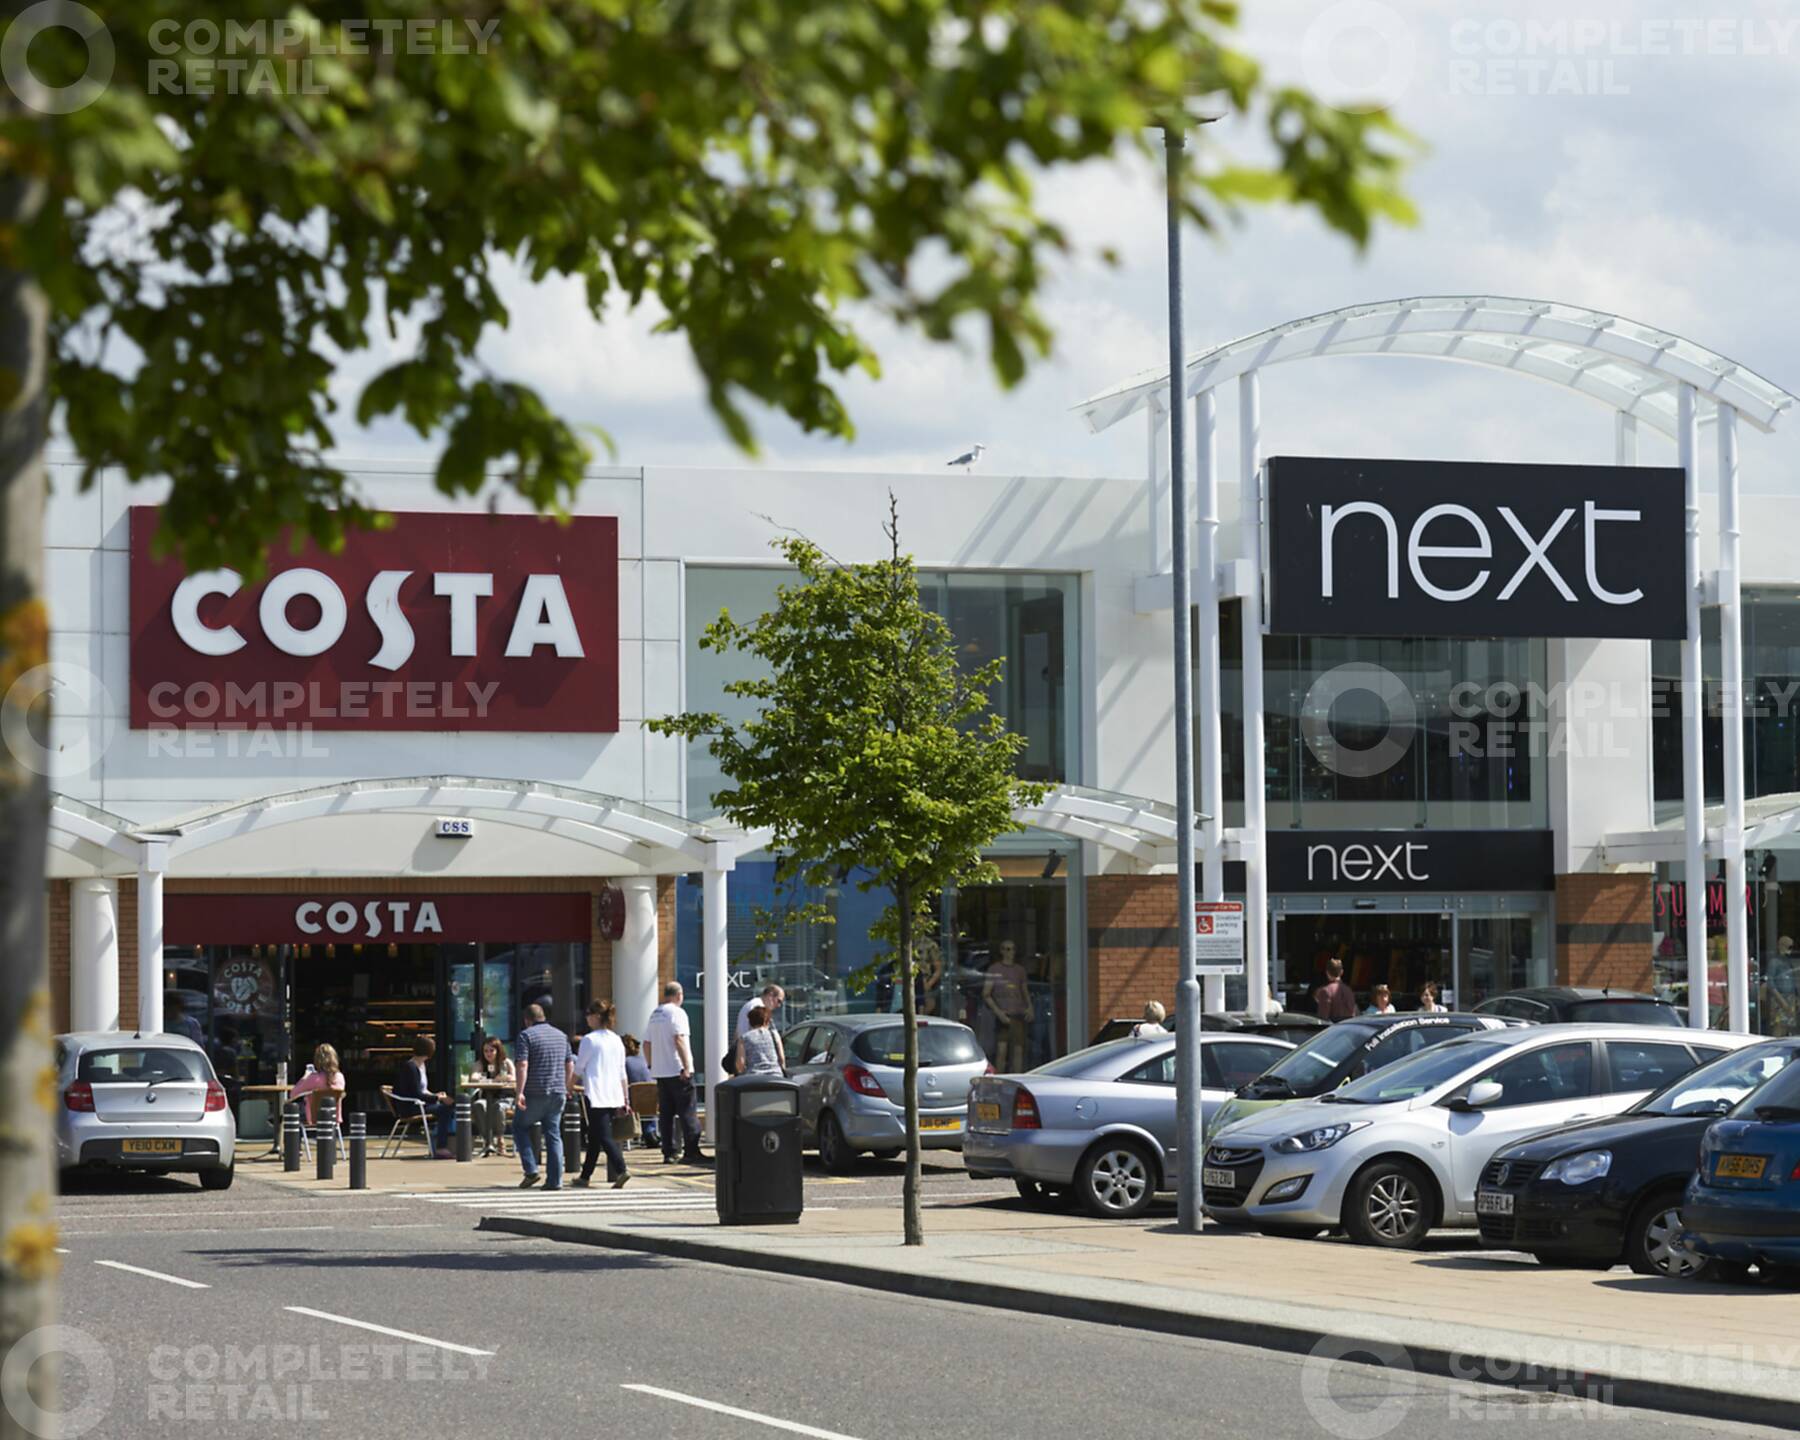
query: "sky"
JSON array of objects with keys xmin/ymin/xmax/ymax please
[{"xmin": 326, "ymin": 0, "xmax": 1800, "ymax": 494}]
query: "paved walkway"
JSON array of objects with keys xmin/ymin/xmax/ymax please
[{"xmin": 472, "ymin": 1198, "xmax": 1800, "ymax": 1429}]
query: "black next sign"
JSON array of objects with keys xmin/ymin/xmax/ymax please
[{"xmin": 1267, "ymin": 456, "xmax": 1686, "ymax": 639}]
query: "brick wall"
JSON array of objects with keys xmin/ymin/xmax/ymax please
[
  {"xmin": 1086, "ymin": 874, "xmax": 1181, "ymax": 1025},
  {"xmin": 1556, "ymin": 872, "xmax": 1654, "ymax": 991},
  {"xmin": 48, "ymin": 881, "xmax": 69, "ymax": 1032},
  {"xmin": 657, "ymin": 876, "xmax": 676, "ymax": 986}
]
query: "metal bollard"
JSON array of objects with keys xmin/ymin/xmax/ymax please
[
  {"xmin": 282, "ymin": 1100, "xmax": 302, "ymax": 1172},
  {"xmin": 562, "ymin": 1094, "xmax": 584, "ymax": 1172},
  {"xmin": 315, "ymin": 1096, "xmax": 336, "ymax": 1180},
  {"xmin": 347, "ymin": 1112, "xmax": 367, "ymax": 1190},
  {"xmin": 454, "ymin": 1092, "xmax": 474, "ymax": 1162}
]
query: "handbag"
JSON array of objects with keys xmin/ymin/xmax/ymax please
[{"xmin": 610, "ymin": 1108, "xmax": 639, "ymax": 1142}]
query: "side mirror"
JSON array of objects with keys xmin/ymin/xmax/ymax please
[{"xmin": 1451, "ymin": 1079, "xmax": 1505, "ymax": 1112}]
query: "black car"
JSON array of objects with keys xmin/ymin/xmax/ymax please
[
  {"xmin": 1475, "ymin": 1037, "xmax": 1800, "ymax": 1277},
  {"xmin": 1088, "ymin": 1011, "xmax": 1330, "ymax": 1047},
  {"xmin": 1475, "ymin": 986, "xmax": 1685, "ymax": 1027}
]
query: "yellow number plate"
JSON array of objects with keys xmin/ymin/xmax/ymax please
[
  {"xmin": 122, "ymin": 1138, "xmax": 182, "ymax": 1155},
  {"xmin": 974, "ymin": 1102, "xmax": 1002, "ymax": 1123},
  {"xmin": 1716, "ymin": 1154, "xmax": 1767, "ymax": 1179},
  {"xmin": 919, "ymin": 1116, "xmax": 961, "ymax": 1131}
]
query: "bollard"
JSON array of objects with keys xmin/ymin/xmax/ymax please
[
  {"xmin": 454, "ymin": 1092, "xmax": 473, "ymax": 1162},
  {"xmin": 315, "ymin": 1096, "xmax": 336, "ymax": 1181},
  {"xmin": 282, "ymin": 1100, "xmax": 302, "ymax": 1172},
  {"xmin": 347, "ymin": 1111, "xmax": 367, "ymax": 1190},
  {"xmin": 562, "ymin": 1094, "xmax": 584, "ymax": 1174}
]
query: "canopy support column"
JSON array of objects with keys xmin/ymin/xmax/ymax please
[
  {"xmin": 1718, "ymin": 405, "xmax": 1750, "ymax": 1033},
  {"xmin": 1195, "ymin": 387, "xmax": 1224, "ymax": 989},
  {"xmin": 1239, "ymin": 371, "xmax": 1269, "ymax": 1020},
  {"xmin": 1679, "ymin": 383, "xmax": 1709, "ymax": 1029},
  {"xmin": 1147, "ymin": 393, "xmax": 1171, "ymax": 575},
  {"xmin": 137, "ymin": 842, "xmax": 168, "ymax": 1035},
  {"xmin": 70, "ymin": 878, "xmax": 120, "ymax": 1033},
  {"xmin": 701, "ymin": 850, "xmax": 733, "ymax": 1145},
  {"xmin": 615, "ymin": 877, "xmax": 660, "ymax": 1038}
]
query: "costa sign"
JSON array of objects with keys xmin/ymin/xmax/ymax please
[
  {"xmin": 130, "ymin": 508, "xmax": 618, "ymax": 730},
  {"xmin": 1267, "ymin": 457, "xmax": 1685, "ymax": 639},
  {"xmin": 164, "ymin": 891, "xmax": 594, "ymax": 944}
]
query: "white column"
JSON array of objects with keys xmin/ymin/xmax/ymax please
[
  {"xmin": 614, "ymin": 876, "xmax": 660, "ymax": 1036},
  {"xmin": 701, "ymin": 850, "xmax": 733, "ymax": 1145},
  {"xmin": 70, "ymin": 878, "xmax": 121, "ymax": 1033},
  {"xmin": 1678, "ymin": 383, "xmax": 1708, "ymax": 1029},
  {"xmin": 1194, "ymin": 388, "xmax": 1224, "ymax": 1013},
  {"xmin": 137, "ymin": 843, "xmax": 168, "ymax": 1034},
  {"xmin": 1147, "ymin": 394, "xmax": 1171, "ymax": 575},
  {"xmin": 1239, "ymin": 371, "xmax": 1269, "ymax": 1018},
  {"xmin": 1718, "ymin": 406, "xmax": 1750, "ymax": 1032}
]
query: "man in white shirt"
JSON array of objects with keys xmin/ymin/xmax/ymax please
[
  {"xmin": 643, "ymin": 981, "xmax": 705, "ymax": 1163},
  {"xmin": 574, "ymin": 1000, "xmax": 631, "ymax": 1189},
  {"xmin": 737, "ymin": 984, "xmax": 785, "ymax": 1040}
]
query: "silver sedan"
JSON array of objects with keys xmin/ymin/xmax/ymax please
[{"xmin": 964, "ymin": 1033, "xmax": 1293, "ymax": 1218}]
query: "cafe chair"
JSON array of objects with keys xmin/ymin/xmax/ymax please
[
  {"xmin": 627, "ymin": 1080, "xmax": 660, "ymax": 1152},
  {"xmin": 379, "ymin": 1085, "xmax": 435, "ymax": 1158}
]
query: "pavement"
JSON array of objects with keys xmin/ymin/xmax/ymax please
[{"xmin": 46, "ymin": 1169, "xmax": 1794, "ymax": 1440}]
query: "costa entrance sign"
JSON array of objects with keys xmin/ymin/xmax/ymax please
[
  {"xmin": 130, "ymin": 508, "xmax": 619, "ymax": 731},
  {"xmin": 1267, "ymin": 456, "xmax": 1685, "ymax": 639}
]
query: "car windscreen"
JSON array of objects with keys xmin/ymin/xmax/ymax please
[
  {"xmin": 1733, "ymin": 1049, "xmax": 1800, "ymax": 1118},
  {"xmin": 1636, "ymin": 1042, "xmax": 1800, "ymax": 1117},
  {"xmin": 1327, "ymin": 1036, "xmax": 1514, "ymax": 1104},
  {"xmin": 1248, "ymin": 1025, "xmax": 1382, "ymax": 1094},
  {"xmin": 76, "ymin": 1047, "xmax": 209, "ymax": 1082},
  {"xmin": 851, "ymin": 1026, "xmax": 983, "ymax": 1068},
  {"xmin": 1566, "ymin": 999, "xmax": 1684, "ymax": 1026}
]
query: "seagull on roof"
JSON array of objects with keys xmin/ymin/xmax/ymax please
[{"xmin": 946, "ymin": 443, "xmax": 986, "ymax": 470}]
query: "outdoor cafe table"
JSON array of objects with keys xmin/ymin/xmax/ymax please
[
  {"xmin": 459, "ymin": 1080, "xmax": 515, "ymax": 1156},
  {"xmin": 239, "ymin": 1084, "xmax": 292, "ymax": 1160}
]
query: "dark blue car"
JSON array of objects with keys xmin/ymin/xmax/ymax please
[{"xmin": 1683, "ymin": 1059, "xmax": 1800, "ymax": 1276}]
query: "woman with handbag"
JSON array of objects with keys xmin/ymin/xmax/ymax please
[{"xmin": 573, "ymin": 1001, "xmax": 631, "ymax": 1189}]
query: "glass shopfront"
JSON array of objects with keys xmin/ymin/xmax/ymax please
[{"xmin": 1651, "ymin": 854, "xmax": 1800, "ymax": 1036}]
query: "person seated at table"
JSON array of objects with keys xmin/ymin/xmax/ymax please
[
  {"xmin": 468, "ymin": 1035, "xmax": 516, "ymax": 1151},
  {"xmin": 621, "ymin": 1034, "xmax": 657, "ymax": 1151},
  {"xmin": 393, "ymin": 1037, "xmax": 456, "ymax": 1158},
  {"xmin": 287, "ymin": 1043, "xmax": 346, "ymax": 1128}
]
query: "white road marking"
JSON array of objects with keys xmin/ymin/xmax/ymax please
[
  {"xmin": 53, "ymin": 1248, "xmax": 70, "ymax": 1255},
  {"xmin": 93, "ymin": 1260, "xmax": 209, "ymax": 1289},
  {"xmin": 285, "ymin": 1306, "xmax": 494, "ymax": 1356},
  {"xmin": 369, "ymin": 1223, "xmax": 443, "ymax": 1230},
  {"xmin": 623, "ymin": 1384, "xmax": 864, "ymax": 1439}
]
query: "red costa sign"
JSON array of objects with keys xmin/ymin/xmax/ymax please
[
  {"xmin": 130, "ymin": 508, "xmax": 618, "ymax": 731},
  {"xmin": 166, "ymin": 893, "xmax": 593, "ymax": 945}
]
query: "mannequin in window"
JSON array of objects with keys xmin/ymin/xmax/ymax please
[{"xmin": 982, "ymin": 940, "xmax": 1034, "ymax": 1071}]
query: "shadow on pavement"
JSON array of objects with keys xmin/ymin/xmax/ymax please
[
  {"xmin": 185, "ymin": 1247, "xmax": 673, "ymax": 1276},
  {"xmin": 58, "ymin": 1172, "xmax": 206, "ymax": 1196}
]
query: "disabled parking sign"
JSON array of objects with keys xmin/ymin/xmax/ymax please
[{"xmin": 1194, "ymin": 901, "xmax": 1245, "ymax": 976}]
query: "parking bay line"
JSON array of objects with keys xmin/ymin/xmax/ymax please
[
  {"xmin": 93, "ymin": 1260, "xmax": 209, "ymax": 1290},
  {"xmin": 285, "ymin": 1306, "xmax": 494, "ymax": 1356},
  {"xmin": 622, "ymin": 1384, "xmax": 863, "ymax": 1439}
]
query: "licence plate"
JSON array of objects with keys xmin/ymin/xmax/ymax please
[
  {"xmin": 122, "ymin": 1138, "xmax": 182, "ymax": 1155},
  {"xmin": 1716, "ymin": 1153, "xmax": 1768, "ymax": 1179},
  {"xmin": 1476, "ymin": 1189, "xmax": 1514, "ymax": 1216},
  {"xmin": 974, "ymin": 1102, "xmax": 1002, "ymax": 1123},
  {"xmin": 920, "ymin": 1116, "xmax": 960, "ymax": 1131},
  {"xmin": 1202, "ymin": 1167, "xmax": 1236, "ymax": 1189}
]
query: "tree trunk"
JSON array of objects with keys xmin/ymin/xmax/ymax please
[
  {"xmin": 0, "ymin": 167, "xmax": 57, "ymax": 1435},
  {"xmin": 897, "ymin": 879, "xmax": 923, "ymax": 1246}
]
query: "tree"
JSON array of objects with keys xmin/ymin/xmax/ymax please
[
  {"xmin": 651, "ymin": 498, "xmax": 1043, "ymax": 1244},
  {"xmin": 1, "ymin": 0, "xmax": 1413, "ymax": 1405}
]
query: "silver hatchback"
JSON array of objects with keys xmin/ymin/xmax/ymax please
[
  {"xmin": 784, "ymin": 1015, "xmax": 990, "ymax": 1172},
  {"xmin": 56, "ymin": 1032, "xmax": 237, "ymax": 1189}
]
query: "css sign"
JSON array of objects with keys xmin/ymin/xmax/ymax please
[{"xmin": 1267, "ymin": 457, "xmax": 1685, "ymax": 639}]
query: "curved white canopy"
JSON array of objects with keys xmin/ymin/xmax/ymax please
[{"xmin": 1076, "ymin": 296, "xmax": 1799, "ymax": 440}]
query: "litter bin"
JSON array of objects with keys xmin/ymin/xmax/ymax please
[{"xmin": 714, "ymin": 1074, "xmax": 803, "ymax": 1225}]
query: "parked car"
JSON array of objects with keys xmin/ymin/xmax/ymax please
[
  {"xmin": 1682, "ymin": 1055, "xmax": 1800, "ymax": 1276},
  {"xmin": 783, "ymin": 1015, "xmax": 989, "ymax": 1172},
  {"xmin": 964, "ymin": 1032, "xmax": 1294, "ymax": 1219},
  {"xmin": 1089, "ymin": 1012, "xmax": 1329, "ymax": 1047},
  {"xmin": 1202, "ymin": 1024, "xmax": 1752, "ymax": 1246},
  {"xmin": 1475, "ymin": 1038, "xmax": 1800, "ymax": 1276},
  {"xmin": 1205, "ymin": 1013, "xmax": 1521, "ymax": 1142},
  {"xmin": 1475, "ymin": 986, "xmax": 1685, "ymax": 1027},
  {"xmin": 56, "ymin": 1031, "xmax": 237, "ymax": 1189}
]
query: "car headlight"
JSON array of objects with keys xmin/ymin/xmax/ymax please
[
  {"xmin": 1542, "ymin": 1149, "xmax": 1612, "ymax": 1185},
  {"xmin": 1272, "ymin": 1121, "xmax": 1369, "ymax": 1154}
]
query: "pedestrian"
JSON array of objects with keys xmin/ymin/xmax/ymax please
[
  {"xmin": 725, "ymin": 983, "xmax": 784, "ymax": 1077},
  {"xmin": 1129, "ymin": 1001, "xmax": 1168, "ymax": 1039},
  {"xmin": 1364, "ymin": 983, "xmax": 1396, "ymax": 1016},
  {"xmin": 1314, "ymin": 958, "xmax": 1359, "ymax": 1021},
  {"xmin": 393, "ymin": 1037, "xmax": 457, "ymax": 1158},
  {"xmin": 734, "ymin": 1004, "xmax": 786, "ymax": 1076},
  {"xmin": 512, "ymin": 1002, "xmax": 575, "ymax": 1190},
  {"xmin": 644, "ymin": 981, "xmax": 706, "ymax": 1164},
  {"xmin": 574, "ymin": 1001, "xmax": 632, "ymax": 1189},
  {"xmin": 1417, "ymin": 980, "xmax": 1447, "ymax": 1014}
]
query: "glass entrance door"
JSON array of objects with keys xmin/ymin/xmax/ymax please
[{"xmin": 1272, "ymin": 911, "xmax": 1453, "ymax": 1015}]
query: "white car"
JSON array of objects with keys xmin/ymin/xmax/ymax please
[
  {"xmin": 56, "ymin": 1031, "xmax": 237, "ymax": 1189},
  {"xmin": 1202, "ymin": 1023, "xmax": 1755, "ymax": 1247}
]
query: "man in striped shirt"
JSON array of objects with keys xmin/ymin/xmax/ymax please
[{"xmin": 512, "ymin": 1003, "xmax": 576, "ymax": 1190}]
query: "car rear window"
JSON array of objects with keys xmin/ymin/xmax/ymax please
[
  {"xmin": 1566, "ymin": 999, "xmax": 1684, "ymax": 1026},
  {"xmin": 77, "ymin": 1048, "xmax": 209, "ymax": 1082},
  {"xmin": 851, "ymin": 1026, "xmax": 983, "ymax": 1067}
]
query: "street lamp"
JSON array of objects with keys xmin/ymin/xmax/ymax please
[{"xmin": 1160, "ymin": 112, "xmax": 1219, "ymax": 1236}]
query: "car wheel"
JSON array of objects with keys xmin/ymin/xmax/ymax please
[
  {"xmin": 817, "ymin": 1111, "xmax": 858, "ymax": 1175},
  {"xmin": 1076, "ymin": 1139, "xmax": 1156, "ymax": 1220},
  {"xmin": 1628, "ymin": 1190, "xmax": 1704, "ymax": 1279},
  {"xmin": 1344, "ymin": 1160, "xmax": 1434, "ymax": 1248},
  {"xmin": 199, "ymin": 1163, "xmax": 235, "ymax": 1192},
  {"xmin": 1255, "ymin": 1224, "xmax": 1325, "ymax": 1240}
]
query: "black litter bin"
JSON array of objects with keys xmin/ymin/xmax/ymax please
[{"xmin": 715, "ymin": 1074, "xmax": 803, "ymax": 1225}]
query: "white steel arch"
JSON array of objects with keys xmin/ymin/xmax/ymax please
[{"xmin": 1082, "ymin": 295, "xmax": 1799, "ymax": 1031}]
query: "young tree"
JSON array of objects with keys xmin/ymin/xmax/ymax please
[{"xmin": 651, "ymin": 499, "xmax": 1045, "ymax": 1245}]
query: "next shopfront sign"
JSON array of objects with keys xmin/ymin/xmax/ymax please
[
  {"xmin": 1216, "ymin": 830, "xmax": 1555, "ymax": 896},
  {"xmin": 130, "ymin": 508, "xmax": 620, "ymax": 731},
  {"xmin": 1267, "ymin": 456, "xmax": 1686, "ymax": 640}
]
